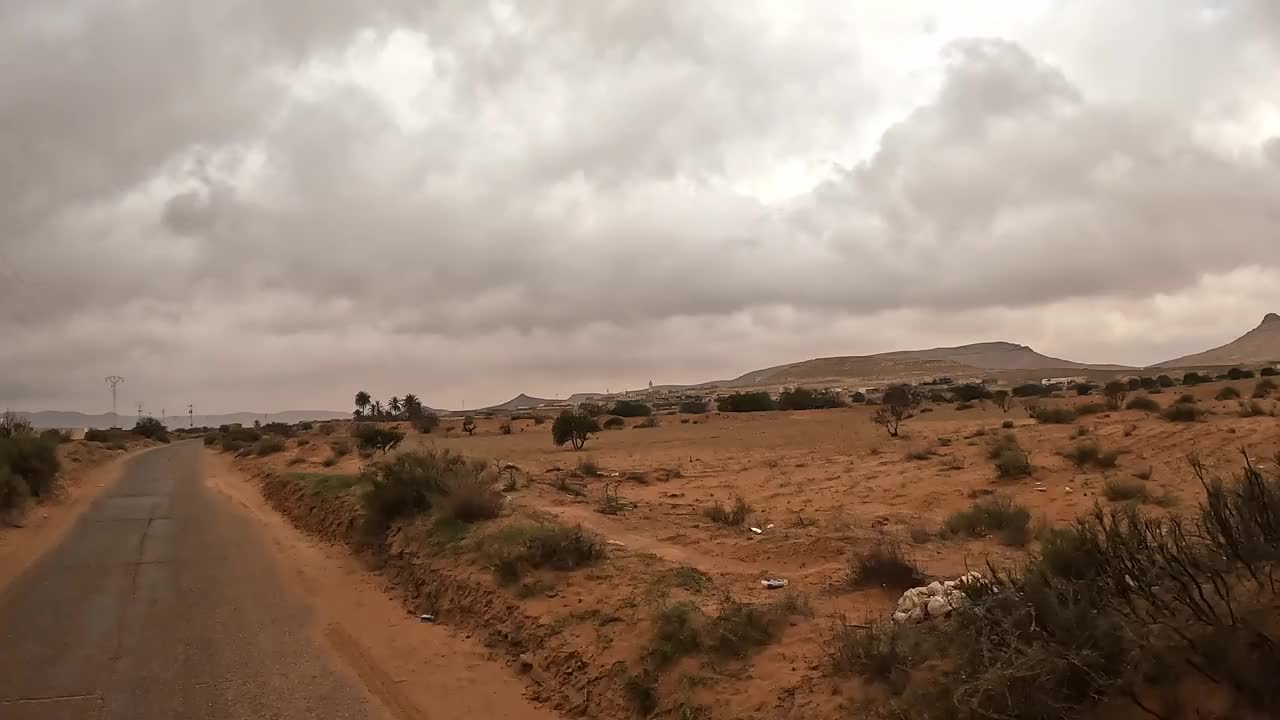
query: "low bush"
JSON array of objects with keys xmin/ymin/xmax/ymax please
[
  {"xmin": 704, "ymin": 594, "xmax": 809, "ymax": 659},
  {"xmin": 1001, "ymin": 419, "xmax": 1015, "ymax": 429},
  {"xmin": 254, "ymin": 436, "xmax": 286, "ymax": 456},
  {"xmin": 1182, "ymin": 371, "xmax": 1210, "ymax": 385},
  {"xmin": 678, "ymin": 399, "xmax": 708, "ymax": 414},
  {"xmin": 601, "ymin": 416, "xmax": 624, "ymax": 430},
  {"xmin": 490, "ymin": 523, "xmax": 606, "ymax": 579},
  {"xmin": 411, "ymin": 414, "xmax": 440, "ymax": 434},
  {"xmin": 1253, "ymin": 379, "xmax": 1277, "ymax": 398},
  {"xmin": 360, "ymin": 450, "xmax": 468, "ymax": 538},
  {"xmin": 202, "ymin": 434, "xmax": 219, "ymax": 447},
  {"xmin": 1177, "ymin": 393, "xmax": 1197, "ymax": 404},
  {"xmin": 634, "ymin": 416, "xmax": 659, "ymax": 429},
  {"xmin": 352, "ymin": 424, "xmax": 405, "ymax": 454},
  {"xmin": 703, "ymin": 496, "xmax": 751, "ymax": 526},
  {"xmin": 0, "ymin": 464, "xmax": 30, "ymax": 513},
  {"xmin": 440, "ymin": 472, "xmax": 504, "ymax": 523},
  {"xmin": 1012, "ymin": 383, "xmax": 1052, "ymax": 398},
  {"xmin": 1216, "ymin": 386, "xmax": 1242, "ymax": 401},
  {"xmin": 611, "ymin": 400, "xmax": 652, "ymax": 417},
  {"xmin": 944, "ymin": 496, "xmax": 1031, "ymax": 545},
  {"xmin": 1261, "ymin": 367, "xmax": 1279, "ymax": 377},
  {"xmin": 988, "ymin": 432, "xmax": 1032, "ymax": 478},
  {"xmin": 498, "ymin": 421, "xmax": 512, "ymax": 435},
  {"xmin": 1162, "ymin": 402, "xmax": 1203, "ymax": 422},
  {"xmin": 1076, "ymin": 403, "xmax": 1106, "ymax": 415},
  {"xmin": 329, "ymin": 439, "xmax": 351, "ymax": 457},
  {"xmin": 847, "ymin": 538, "xmax": 927, "ymax": 589},
  {"xmin": 1125, "ymin": 395, "xmax": 1161, "ymax": 412},
  {"xmin": 1102, "ymin": 477, "xmax": 1148, "ymax": 501},
  {"xmin": 1226, "ymin": 367, "xmax": 1255, "ymax": 380},
  {"xmin": 1064, "ymin": 441, "xmax": 1119, "ymax": 469},
  {"xmin": 1238, "ymin": 400, "xmax": 1267, "ymax": 418},
  {"xmin": 0, "ymin": 433, "xmax": 61, "ymax": 500},
  {"xmin": 777, "ymin": 387, "xmax": 845, "ymax": 410},
  {"xmin": 576, "ymin": 457, "xmax": 600, "ymax": 477},
  {"xmin": 717, "ymin": 392, "xmax": 776, "ymax": 413}
]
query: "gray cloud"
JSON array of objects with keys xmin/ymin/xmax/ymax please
[{"xmin": 2, "ymin": 2, "xmax": 1279, "ymax": 413}]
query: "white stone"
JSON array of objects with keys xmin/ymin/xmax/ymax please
[
  {"xmin": 926, "ymin": 596, "xmax": 951, "ymax": 617},
  {"xmin": 906, "ymin": 607, "xmax": 926, "ymax": 624},
  {"xmin": 892, "ymin": 611, "xmax": 910, "ymax": 625},
  {"xmin": 926, "ymin": 581, "xmax": 945, "ymax": 596}
]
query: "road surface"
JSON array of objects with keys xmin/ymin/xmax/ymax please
[{"xmin": 0, "ymin": 442, "xmax": 391, "ymax": 719}]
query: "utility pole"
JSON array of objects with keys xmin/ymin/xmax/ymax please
[
  {"xmin": 105, "ymin": 376, "xmax": 124, "ymax": 426},
  {"xmin": 137, "ymin": 403, "xmax": 143, "ymax": 422},
  {"xmin": 188, "ymin": 404, "xmax": 194, "ymax": 428},
  {"xmin": 161, "ymin": 408, "xmax": 165, "ymax": 427}
]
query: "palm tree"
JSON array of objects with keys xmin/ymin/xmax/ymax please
[
  {"xmin": 402, "ymin": 393, "xmax": 422, "ymax": 419},
  {"xmin": 354, "ymin": 391, "xmax": 371, "ymax": 418},
  {"xmin": 371, "ymin": 400, "xmax": 385, "ymax": 419},
  {"xmin": 387, "ymin": 396, "xmax": 402, "ymax": 418}
]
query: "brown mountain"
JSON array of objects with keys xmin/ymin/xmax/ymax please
[
  {"xmin": 726, "ymin": 342, "xmax": 1128, "ymax": 387},
  {"xmin": 480, "ymin": 393, "xmax": 559, "ymax": 411},
  {"xmin": 1156, "ymin": 314, "xmax": 1280, "ymax": 368}
]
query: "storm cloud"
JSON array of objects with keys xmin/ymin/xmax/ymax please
[{"xmin": 2, "ymin": 1, "xmax": 1279, "ymax": 413}]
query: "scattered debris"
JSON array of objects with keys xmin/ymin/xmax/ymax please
[
  {"xmin": 607, "ymin": 540, "xmax": 626, "ymax": 546},
  {"xmin": 418, "ymin": 614, "xmax": 435, "ymax": 623},
  {"xmin": 749, "ymin": 526, "xmax": 764, "ymax": 534},
  {"xmin": 765, "ymin": 523, "xmax": 775, "ymax": 529},
  {"xmin": 761, "ymin": 578, "xmax": 789, "ymax": 590}
]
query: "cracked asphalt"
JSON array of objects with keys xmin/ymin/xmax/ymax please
[{"xmin": 0, "ymin": 442, "xmax": 390, "ymax": 719}]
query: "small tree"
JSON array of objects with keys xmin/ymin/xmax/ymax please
[
  {"xmin": 462, "ymin": 416, "xmax": 477, "ymax": 435},
  {"xmin": 552, "ymin": 410, "xmax": 600, "ymax": 450},
  {"xmin": 412, "ymin": 413, "xmax": 440, "ymax": 434},
  {"xmin": 611, "ymin": 400, "xmax": 652, "ymax": 417},
  {"xmin": 387, "ymin": 396, "xmax": 403, "ymax": 418},
  {"xmin": 992, "ymin": 390, "xmax": 1014, "ymax": 413},
  {"xmin": 132, "ymin": 416, "xmax": 169, "ymax": 442},
  {"xmin": 1156, "ymin": 374, "xmax": 1176, "ymax": 388},
  {"xmin": 871, "ymin": 386, "xmax": 916, "ymax": 437},
  {"xmin": 1102, "ymin": 380, "xmax": 1129, "ymax": 408},
  {"xmin": 354, "ymin": 391, "xmax": 372, "ymax": 417}
]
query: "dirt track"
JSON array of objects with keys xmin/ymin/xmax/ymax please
[{"xmin": 0, "ymin": 441, "xmax": 558, "ymax": 720}]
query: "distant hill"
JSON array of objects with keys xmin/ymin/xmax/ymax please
[
  {"xmin": 1156, "ymin": 314, "xmax": 1280, "ymax": 368},
  {"xmin": 15, "ymin": 410, "xmax": 349, "ymax": 430},
  {"xmin": 479, "ymin": 394, "xmax": 559, "ymax": 412},
  {"xmin": 725, "ymin": 341, "xmax": 1129, "ymax": 387}
]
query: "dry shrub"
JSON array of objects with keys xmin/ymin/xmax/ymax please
[
  {"xmin": 988, "ymin": 432, "xmax": 1032, "ymax": 478},
  {"xmin": 1162, "ymin": 402, "xmax": 1203, "ymax": 422},
  {"xmin": 1030, "ymin": 406, "xmax": 1078, "ymax": 424},
  {"xmin": 1102, "ymin": 477, "xmax": 1148, "ymax": 502},
  {"xmin": 703, "ymin": 496, "xmax": 751, "ymax": 526},
  {"xmin": 1216, "ymin": 386, "xmax": 1242, "ymax": 401},
  {"xmin": 847, "ymin": 538, "xmax": 927, "ymax": 589},
  {"xmin": 945, "ymin": 496, "xmax": 1031, "ymax": 545},
  {"xmin": 1125, "ymin": 395, "xmax": 1161, "ymax": 412}
]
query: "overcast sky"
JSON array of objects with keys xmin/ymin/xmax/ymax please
[{"xmin": 3, "ymin": 1, "xmax": 1279, "ymax": 414}]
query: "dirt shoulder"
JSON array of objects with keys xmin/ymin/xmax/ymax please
[{"xmin": 203, "ymin": 450, "xmax": 565, "ymax": 720}]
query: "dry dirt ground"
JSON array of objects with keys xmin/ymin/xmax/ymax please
[{"xmin": 234, "ymin": 379, "xmax": 1280, "ymax": 719}]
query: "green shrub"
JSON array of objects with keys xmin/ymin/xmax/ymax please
[
  {"xmin": 1182, "ymin": 371, "xmax": 1210, "ymax": 385},
  {"xmin": 1261, "ymin": 367, "xmax": 1279, "ymax": 377},
  {"xmin": 649, "ymin": 602, "xmax": 704, "ymax": 667},
  {"xmin": 503, "ymin": 523, "xmax": 606, "ymax": 572},
  {"xmin": 847, "ymin": 538, "xmax": 926, "ymax": 589},
  {"xmin": 703, "ymin": 496, "xmax": 751, "ymax": 526},
  {"xmin": 0, "ymin": 464, "xmax": 31, "ymax": 513},
  {"xmin": 551, "ymin": 410, "xmax": 600, "ymax": 450},
  {"xmin": 254, "ymin": 436, "xmax": 286, "ymax": 456},
  {"xmin": 1226, "ymin": 367, "xmax": 1255, "ymax": 380},
  {"xmin": 987, "ymin": 432, "xmax": 1031, "ymax": 478},
  {"xmin": 611, "ymin": 400, "xmax": 652, "ymax": 417},
  {"xmin": 360, "ymin": 450, "xmax": 469, "ymax": 538},
  {"xmin": 777, "ymin": 387, "xmax": 845, "ymax": 410},
  {"xmin": 440, "ymin": 472, "xmax": 504, "ymax": 523},
  {"xmin": 1216, "ymin": 386, "xmax": 1242, "ymax": 401},
  {"xmin": 1076, "ymin": 402, "xmax": 1107, "ymax": 415},
  {"xmin": 678, "ymin": 399, "xmax": 709, "ymax": 414},
  {"xmin": 1125, "ymin": 395, "xmax": 1161, "ymax": 412},
  {"xmin": 1157, "ymin": 374, "xmax": 1176, "ymax": 387},
  {"xmin": 1253, "ymin": 379, "xmax": 1277, "ymax": 398},
  {"xmin": 412, "ymin": 414, "xmax": 440, "ymax": 434},
  {"xmin": 202, "ymin": 434, "xmax": 219, "ymax": 446},
  {"xmin": 1001, "ymin": 419, "xmax": 1015, "ymax": 429},
  {"xmin": 602, "ymin": 416, "xmax": 624, "ymax": 430},
  {"xmin": 0, "ymin": 434, "xmax": 60, "ymax": 499},
  {"xmin": 132, "ymin": 416, "xmax": 169, "ymax": 442},
  {"xmin": 1064, "ymin": 441, "xmax": 1119, "ymax": 468},
  {"xmin": 1162, "ymin": 403, "xmax": 1203, "ymax": 422},
  {"xmin": 704, "ymin": 594, "xmax": 808, "ymax": 659},
  {"xmin": 1177, "ymin": 393, "xmax": 1197, "ymax": 404},
  {"xmin": 329, "ymin": 439, "xmax": 351, "ymax": 457},
  {"xmin": 716, "ymin": 392, "xmax": 776, "ymax": 413},
  {"xmin": 944, "ymin": 496, "xmax": 1031, "ymax": 545}
]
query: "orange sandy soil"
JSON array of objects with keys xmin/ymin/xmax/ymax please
[{"xmin": 235, "ymin": 380, "xmax": 1280, "ymax": 719}]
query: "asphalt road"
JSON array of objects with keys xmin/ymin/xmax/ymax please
[{"xmin": 0, "ymin": 442, "xmax": 390, "ymax": 719}]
